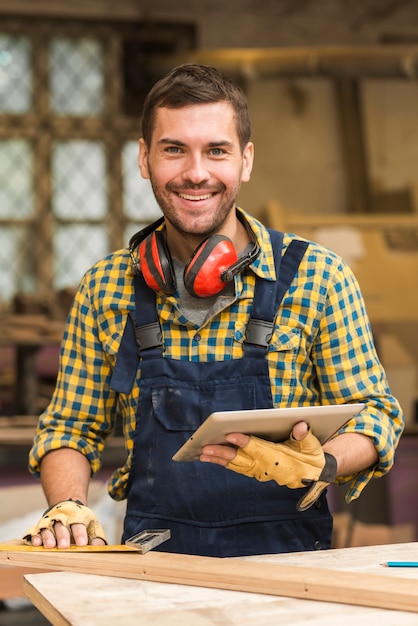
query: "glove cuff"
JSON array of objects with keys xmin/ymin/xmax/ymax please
[
  {"xmin": 321, "ymin": 452, "xmax": 337, "ymax": 483},
  {"xmin": 43, "ymin": 498, "xmax": 85, "ymax": 516},
  {"xmin": 297, "ymin": 452, "xmax": 337, "ymax": 512}
]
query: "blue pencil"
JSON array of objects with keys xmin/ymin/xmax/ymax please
[{"xmin": 385, "ymin": 561, "xmax": 418, "ymax": 568}]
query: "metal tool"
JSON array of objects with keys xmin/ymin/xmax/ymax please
[{"xmin": 125, "ymin": 529, "xmax": 171, "ymax": 554}]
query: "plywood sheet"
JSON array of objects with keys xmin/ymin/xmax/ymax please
[{"xmin": 22, "ymin": 571, "xmax": 418, "ymax": 626}]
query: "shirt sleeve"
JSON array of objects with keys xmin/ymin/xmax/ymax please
[
  {"xmin": 311, "ymin": 258, "xmax": 404, "ymax": 502},
  {"xmin": 29, "ymin": 272, "xmax": 120, "ymax": 478}
]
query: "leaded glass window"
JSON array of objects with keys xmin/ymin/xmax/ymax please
[{"xmin": 0, "ymin": 18, "xmax": 195, "ymax": 308}]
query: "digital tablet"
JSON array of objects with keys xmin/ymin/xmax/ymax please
[{"xmin": 172, "ymin": 403, "xmax": 365, "ymax": 462}]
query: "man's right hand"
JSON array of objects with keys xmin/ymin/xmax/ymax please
[{"xmin": 23, "ymin": 499, "xmax": 107, "ymax": 548}]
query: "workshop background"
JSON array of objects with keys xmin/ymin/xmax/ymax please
[{"xmin": 1, "ymin": 1, "xmax": 418, "ymax": 618}]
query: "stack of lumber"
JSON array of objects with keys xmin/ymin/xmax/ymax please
[{"xmin": 0, "ymin": 314, "xmax": 65, "ymax": 344}]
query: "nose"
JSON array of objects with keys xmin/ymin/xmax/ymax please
[{"xmin": 181, "ymin": 153, "xmax": 210, "ymax": 184}]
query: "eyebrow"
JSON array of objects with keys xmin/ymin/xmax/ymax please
[
  {"xmin": 157, "ymin": 138, "xmax": 235, "ymax": 148},
  {"xmin": 157, "ymin": 138, "xmax": 186, "ymax": 146}
]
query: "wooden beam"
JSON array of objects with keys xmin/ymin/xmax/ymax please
[
  {"xmin": 0, "ymin": 0, "xmax": 143, "ymax": 20},
  {"xmin": 150, "ymin": 45, "xmax": 418, "ymax": 80},
  {"xmin": 1, "ymin": 546, "xmax": 418, "ymax": 613},
  {"xmin": 333, "ymin": 79, "xmax": 371, "ymax": 213}
]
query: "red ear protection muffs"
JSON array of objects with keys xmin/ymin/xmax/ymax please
[
  {"xmin": 183, "ymin": 235, "xmax": 238, "ymax": 298},
  {"xmin": 138, "ymin": 230, "xmax": 176, "ymax": 295},
  {"xmin": 129, "ymin": 216, "xmax": 259, "ymax": 298}
]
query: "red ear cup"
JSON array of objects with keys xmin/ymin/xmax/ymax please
[
  {"xmin": 138, "ymin": 231, "xmax": 176, "ymax": 295},
  {"xmin": 183, "ymin": 235, "xmax": 238, "ymax": 298}
]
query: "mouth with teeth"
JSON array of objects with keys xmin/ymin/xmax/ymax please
[
  {"xmin": 178, "ymin": 192, "xmax": 215, "ymax": 201},
  {"xmin": 169, "ymin": 183, "xmax": 224, "ymax": 203}
]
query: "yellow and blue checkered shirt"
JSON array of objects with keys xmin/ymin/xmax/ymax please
[{"xmin": 29, "ymin": 209, "xmax": 403, "ymax": 503}]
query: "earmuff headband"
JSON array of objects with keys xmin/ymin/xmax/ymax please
[
  {"xmin": 221, "ymin": 238, "xmax": 260, "ymax": 282},
  {"xmin": 129, "ymin": 217, "xmax": 165, "ymax": 274}
]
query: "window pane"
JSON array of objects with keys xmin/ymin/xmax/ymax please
[
  {"xmin": 53, "ymin": 224, "xmax": 108, "ymax": 289},
  {"xmin": 50, "ymin": 38, "xmax": 104, "ymax": 115},
  {"xmin": 0, "ymin": 139, "xmax": 33, "ymax": 219},
  {"xmin": 122, "ymin": 140, "xmax": 162, "ymax": 221},
  {"xmin": 0, "ymin": 34, "xmax": 31, "ymax": 113},
  {"xmin": 0, "ymin": 226, "xmax": 35, "ymax": 300},
  {"xmin": 52, "ymin": 140, "xmax": 107, "ymax": 219}
]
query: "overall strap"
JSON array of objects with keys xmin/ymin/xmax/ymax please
[
  {"xmin": 132, "ymin": 271, "xmax": 163, "ymax": 352},
  {"xmin": 244, "ymin": 230, "xmax": 309, "ymax": 352},
  {"xmin": 110, "ymin": 272, "xmax": 163, "ymax": 394}
]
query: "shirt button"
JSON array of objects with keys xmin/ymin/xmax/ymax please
[
  {"xmin": 194, "ymin": 333, "xmax": 201, "ymax": 342},
  {"xmin": 314, "ymin": 541, "xmax": 322, "ymax": 550}
]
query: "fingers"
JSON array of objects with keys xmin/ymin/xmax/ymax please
[
  {"xmin": 90, "ymin": 537, "xmax": 106, "ymax": 546},
  {"xmin": 32, "ymin": 522, "xmax": 71, "ymax": 549},
  {"xmin": 70, "ymin": 523, "xmax": 89, "ymax": 547},
  {"xmin": 225, "ymin": 433, "xmax": 251, "ymax": 448},
  {"xmin": 31, "ymin": 521, "xmax": 90, "ymax": 549},
  {"xmin": 30, "ymin": 534, "xmax": 43, "ymax": 547},
  {"xmin": 200, "ymin": 444, "xmax": 235, "ymax": 466},
  {"xmin": 291, "ymin": 421, "xmax": 309, "ymax": 441},
  {"xmin": 200, "ymin": 433, "xmax": 250, "ymax": 466}
]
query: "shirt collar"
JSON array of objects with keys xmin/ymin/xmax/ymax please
[{"xmin": 236, "ymin": 207, "xmax": 278, "ymax": 282}]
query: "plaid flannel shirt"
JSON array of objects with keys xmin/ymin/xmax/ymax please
[{"xmin": 29, "ymin": 209, "xmax": 403, "ymax": 503}]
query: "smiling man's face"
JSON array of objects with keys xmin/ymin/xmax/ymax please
[{"xmin": 138, "ymin": 101, "xmax": 254, "ymax": 257}]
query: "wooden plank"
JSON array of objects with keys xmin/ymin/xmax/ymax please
[
  {"xmin": 0, "ymin": 415, "xmax": 39, "ymax": 427},
  {"xmin": 1, "ymin": 544, "xmax": 418, "ymax": 613},
  {"xmin": 0, "ymin": 565, "xmax": 52, "ymax": 600},
  {"xmin": 0, "ymin": 422, "xmax": 123, "ymax": 447},
  {"xmin": 0, "ymin": 427, "xmax": 37, "ymax": 445}
]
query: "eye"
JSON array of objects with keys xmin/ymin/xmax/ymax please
[
  {"xmin": 165, "ymin": 146, "xmax": 182, "ymax": 154},
  {"xmin": 210, "ymin": 147, "xmax": 226, "ymax": 156}
]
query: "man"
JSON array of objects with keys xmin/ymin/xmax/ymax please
[{"xmin": 25, "ymin": 64, "xmax": 403, "ymax": 557}]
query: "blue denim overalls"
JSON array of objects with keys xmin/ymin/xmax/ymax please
[{"xmin": 111, "ymin": 230, "xmax": 333, "ymax": 556}]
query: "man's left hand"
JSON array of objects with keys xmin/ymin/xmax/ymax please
[{"xmin": 200, "ymin": 424, "xmax": 337, "ymax": 511}]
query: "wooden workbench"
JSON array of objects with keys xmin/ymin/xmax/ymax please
[{"xmin": 4, "ymin": 542, "xmax": 418, "ymax": 625}]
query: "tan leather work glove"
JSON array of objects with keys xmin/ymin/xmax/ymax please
[
  {"xmin": 23, "ymin": 499, "xmax": 108, "ymax": 545},
  {"xmin": 226, "ymin": 428, "xmax": 337, "ymax": 511}
]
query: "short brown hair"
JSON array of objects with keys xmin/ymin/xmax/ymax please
[{"xmin": 141, "ymin": 64, "xmax": 251, "ymax": 151}]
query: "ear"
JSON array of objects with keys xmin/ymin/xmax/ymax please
[
  {"xmin": 240, "ymin": 142, "xmax": 254, "ymax": 183},
  {"xmin": 138, "ymin": 138, "xmax": 150, "ymax": 179}
]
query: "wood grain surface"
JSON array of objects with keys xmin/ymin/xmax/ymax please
[{"xmin": 1, "ymin": 541, "xmax": 418, "ymax": 613}]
